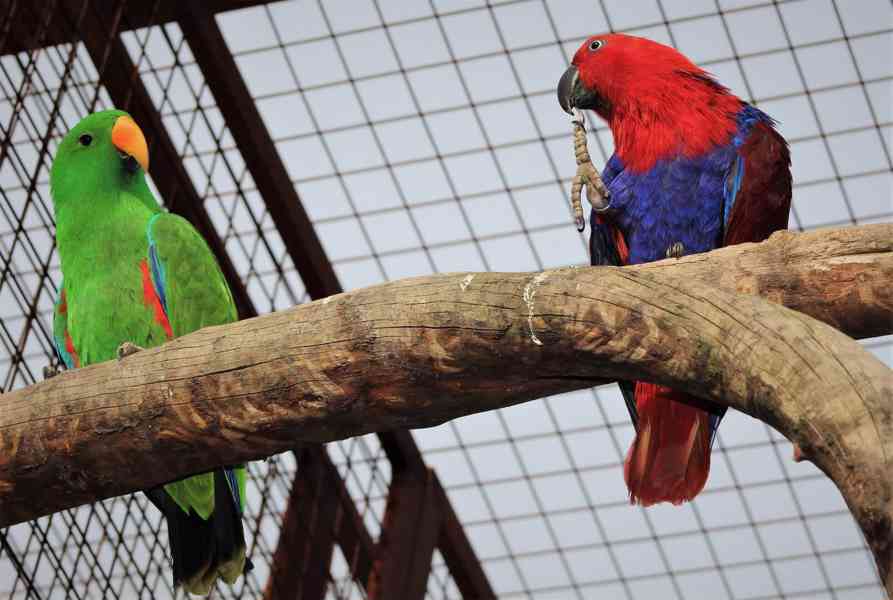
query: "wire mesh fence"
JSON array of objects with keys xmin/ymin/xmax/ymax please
[
  {"xmin": 0, "ymin": 3, "xmax": 399, "ymax": 599},
  {"xmin": 1, "ymin": 0, "xmax": 890, "ymax": 599}
]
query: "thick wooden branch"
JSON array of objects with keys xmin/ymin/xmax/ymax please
[{"xmin": 1, "ymin": 224, "xmax": 891, "ymax": 590}]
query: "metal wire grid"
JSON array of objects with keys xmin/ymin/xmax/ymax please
[
  {"xmin": 205, "ymin": 0, "xmax": 887, "ymax": 599},
  {"xmin": 0, "ymin": 1, "xmax": 890, "ymax": 599},
  {"xmin": 0, "ymin": 28, "xmax": 188, "ymax": 600},
  {"xmin": 0, "ymin": 4, "xmax": 392, "ymax": 600},
  {"xmin": 327, "ymin": 545, "xmax": 368, "ymax": 600},
  {"xmin": 207, "ymin": 0, "xmax": 893, "ymax": 278}
]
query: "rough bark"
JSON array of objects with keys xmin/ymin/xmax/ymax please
[{"xmin": 0, "ymin": 224, "xmax": 890, "ymax": 591}]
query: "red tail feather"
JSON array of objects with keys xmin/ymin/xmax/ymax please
[{"xmin": 623, "ymin": 383, "xmax": 713, "ymax": 506}]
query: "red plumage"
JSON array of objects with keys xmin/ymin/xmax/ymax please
[
  {"xmin": 572, "ymin": 33, "xmax": 743, "ymax": 173},
  {"xmin": 725, "ymin": 121, "xmax": 792, "ymax": 245},
  {"xmin": 624, "ymin": 384, "xmax": 713, "ymax": 505},
  {"xmin": 593, "ymin": 213, "xmax": 630, "ymax": 264},
  {"xmin": 64, "ymin": 330, "xmax": 80, "ymax": 369},
  {"xmin": 140, "ymin": 259, "xmax": 173, "ymax": 340}
]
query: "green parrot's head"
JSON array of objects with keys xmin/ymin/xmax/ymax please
[{"xmin": 50, "ymin": 109, "xmax": 150, "ymax": 209}]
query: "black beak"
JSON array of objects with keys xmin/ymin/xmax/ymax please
[
  {"xmin": 557, "ymin": 64, "xmax": 607, "ymax": 115},
  {"xmin": 121, "ymin": 153, "xmax": 139, "ymax": 175},
  {"xmin": 557, "ymin": 65, "xmax": 580, "ymax": 114}
]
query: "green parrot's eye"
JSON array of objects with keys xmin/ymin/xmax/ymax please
[
  {"xmin": 78, "ymin": 134, "xmax": 93, "ymax": 147},
  {"xmin": 589, "ymin": 40, "xmax": 604, "ymax": 51}
]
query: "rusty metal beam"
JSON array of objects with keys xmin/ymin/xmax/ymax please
[
  {"xmin": 173, "ymin": 6, "xmax": 494, "ymax": 598},
  {"xmin": 3, "ymin": 0, "xmax": 270, "ymax": 55},
  {"xmin": 379, "ymin": 430, "xmax": 495, "ymax": 598},
  {"xmin": 177, "ymin": 5, "xmax": 340, "ymax": 299},
  {"xmin": 263, "ymin": 445, "xmax": 376, "ymax": 597},
  {"xmin": 329, "ymin": 454, "xmax": 376, "ymax": 588},
  {"xmin": 379, "ymin": 430, "xmax": 426, "ymax": 474},
  {"xmin": 368, "ymin": 469, "xmax": 443, "ymax": 600},
  {"xmin": 436, "ymin": 473, "xmax": 497, "ymax": 600},
  {"xmin": 69, "ymin": 3, "xmax": 378, "ymax": 589},
  {"xmin": 263, "ymin": 448, "xmax": 336, "ymax": 600},
  {"xmin": 174, "ymin": 7, "xmax": 381, "ymax": 593},
  {"xmin": 0, "ymin": 0, "xmax": 22, "ymax": 56}
]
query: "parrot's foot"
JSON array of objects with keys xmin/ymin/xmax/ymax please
[
  {"xmin": 116, "ymin": 342, "xmax": 144, "ymax": 361},
  {"xmin": 569, "ymin": 110, "xmax": 610, "ymax": 232},
  {"xmin": 43, "ymin": 362, "xmax": 60, "ymax": 379},
  {"xmin": 665, "ymin": 242, "xmax": 685, "ymax": 259},
  {"xmin": 793, "ymin": 444, "xmax": 804, "ymax": 462}
]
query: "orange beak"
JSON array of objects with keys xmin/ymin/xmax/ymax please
[{"xmin": 111, "ymin": 115, "xmax": 149, "ymax": 173}]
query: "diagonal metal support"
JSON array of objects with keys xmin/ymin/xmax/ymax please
[
  {"xmin": 263, "ymin": 448, "xmax": 336, "ymax": 600},
  {"xmin": 368, "ymin": 468, "xmax": 443, "ymax": 600},
  {"xmin": 4, "ymin": 0, "xmax": 270, "ymax": 55},
  {"xmin": 263, "ymin": 446, "xmax": 376, "ymax": 600},
  {"xmin": 437, "ymin": 474, "xmax": 496, "ymax": 600},
  {"xmin": 379, "ymin": 430, "xmax": 496, "ymax": 599},
  {"xmin": 178, "ymin": 4, "xmax": 340, "ymax": 300},
  {"xmin": 0, "ymin": 0, "xmax": 21, "ymax": 56},
  {"xmin": 176, "ymin": 7, "xmax": 495, "ymax": 598},
  {"xmin": 328, "ymin": 454, "xmax": 377, "ymax": 589}
]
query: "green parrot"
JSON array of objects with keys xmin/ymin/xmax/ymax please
[{"xmin": 49, "ymin": 109, "xmax": 251, "ymax": 595}]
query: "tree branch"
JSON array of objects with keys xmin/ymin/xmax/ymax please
[{"xmin": 1, "ymin": 224, "xmax": 890, "ymax": 591}]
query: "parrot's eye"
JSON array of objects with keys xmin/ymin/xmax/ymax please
[
  {"xmin": 78, "ymin": 134, "xmax": 93, "ymax": 147},
  {"xmin": 589, "ymin": 40, "xmax": 604, "ymax": 51}
]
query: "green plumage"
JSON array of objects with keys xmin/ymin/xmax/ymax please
[{"xmin": 50, "ymin": 110, "xmax": 249, "ymax": 595}]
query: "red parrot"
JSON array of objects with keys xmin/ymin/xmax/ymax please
[{"xmin": 557, "ymin": 34, "xmax": 792, "ymax": 505}]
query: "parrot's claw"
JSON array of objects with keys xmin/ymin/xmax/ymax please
[
  {"xmin": 117, "ymin": 342, "xmax": 144, "ymax": 361},
  {"xmin": 43, "ymin": 363, "xmax": 60, "ymax": 379},
  {"xmin": 569, "ymin": 114, "xmax": 610, "ymax": 231},
  {"xmin": 665, "ymin": 242, "xmax": 685, "ymax": 259}
]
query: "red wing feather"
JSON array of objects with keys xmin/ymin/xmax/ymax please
[{"xmin": 724, "ymin": 121, "xmax": 792, "ymax": 246}]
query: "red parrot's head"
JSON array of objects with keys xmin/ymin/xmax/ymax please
[
  {"xmin": 558, "ymin": 34, "xmax": 709, "ymax": 118},
  {"xmin": 557, "ymin": 33, "xmax": 743, "ymax": 171}
]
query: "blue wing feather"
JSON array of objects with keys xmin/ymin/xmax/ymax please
[
  {"xmin": 723, "ymin": 155, "xmax": 744, "ymax": 235},
  {"xmin": 223, "ymin": 468, "xmax": 242, "ymax": 514},
  {"xmin": 146, "ymin": 213, "xmax": 169, "ymax": 316}
]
